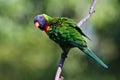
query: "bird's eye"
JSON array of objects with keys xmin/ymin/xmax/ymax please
[
  {"xmin": 38, "ymin": 15, "xmax": 43, "ymax": 18},
  {"xmin": 38, "ymin": 16, "xmax": 43, "ymax": 21},
  {"xmin": 40, "ymin": 16, "xmax": 42, "ymax": 18}
]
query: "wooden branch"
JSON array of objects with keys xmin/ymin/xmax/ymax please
[
  {"xmin": 55, "ymin": 53, "xmax": 66, "ymax": 80},
  {"xmin": 77, "ymin": 0, "xmax": 97, "ymax": 26},
  {"xmin": 55, "ymin": 67, "xmax": 64, "ymax": 80}
]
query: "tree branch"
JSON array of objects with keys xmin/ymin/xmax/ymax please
[
  {"xmin": 55, "ymin": 53, "xmax": 67, "ymax": 80},
  {"xmin": 77, "ymin": 0, "xmax": 97, "ymax": 26},
  {"xmin": 55, "ymin": 64, "xmax": 64, "ymax": 80}
]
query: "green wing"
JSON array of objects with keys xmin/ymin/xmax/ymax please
[
  {"xmin": 48, "ymin": 17, "xmax": 87, "ymax": 47},
  {"xmin": 60, "ymin": 17, "xmax": 90, "ymax": 39}
]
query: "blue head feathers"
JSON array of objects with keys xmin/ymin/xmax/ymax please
[{"xmin": 34, "ymin": 14, "xmax": 47, "ymax": 30}]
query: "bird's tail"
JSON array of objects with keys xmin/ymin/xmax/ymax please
[{"xmin": 80, "ymin": 47, "xmax": 108, "ymax": 69}]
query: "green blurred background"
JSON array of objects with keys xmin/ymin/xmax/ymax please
[{"xmin": 0, "ymin": 0, "xmax": 120, "ymax": 80}]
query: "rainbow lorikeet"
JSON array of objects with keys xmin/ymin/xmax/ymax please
[{"xmin": 34, "ymin": 14, "xmax": 108, "ymax": 69}]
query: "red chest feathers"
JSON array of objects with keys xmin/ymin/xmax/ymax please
[{"xmin": 45, "ymin": 25, "xmax": 50, "ymax": 34}]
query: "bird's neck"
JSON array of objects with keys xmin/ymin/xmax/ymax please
[{"xmin": 44, "ymin": 17, "xmax": 53, "ymax": 34}]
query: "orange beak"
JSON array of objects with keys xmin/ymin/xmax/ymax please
[{"xmin": 34, "ymin": 22, "xmax": 40, "ymax": 28}]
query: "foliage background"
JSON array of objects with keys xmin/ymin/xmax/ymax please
[{"xmin": 0, "ymin": 0, "xmax": 120, "ymax": 80}]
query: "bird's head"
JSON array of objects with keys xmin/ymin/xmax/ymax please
[{"xmin": 34, "ymin": 14, "xmax": 52, "ymax": 30}]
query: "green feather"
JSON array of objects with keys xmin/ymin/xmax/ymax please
[
  {"xmin": 82, "ymin": 47, "xmax": 108, "ymax": 68},
  {"xmin": 48, "ymin": 17, "xmax": 87, "ymax": 46},
  {"xmin": 70, "ymin": 41, "xmax": 108, "ymax": 68}
]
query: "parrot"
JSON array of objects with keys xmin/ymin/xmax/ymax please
[{"xmin": 33, "ymin": 14, "xmax": 108, "ymax": 69}]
